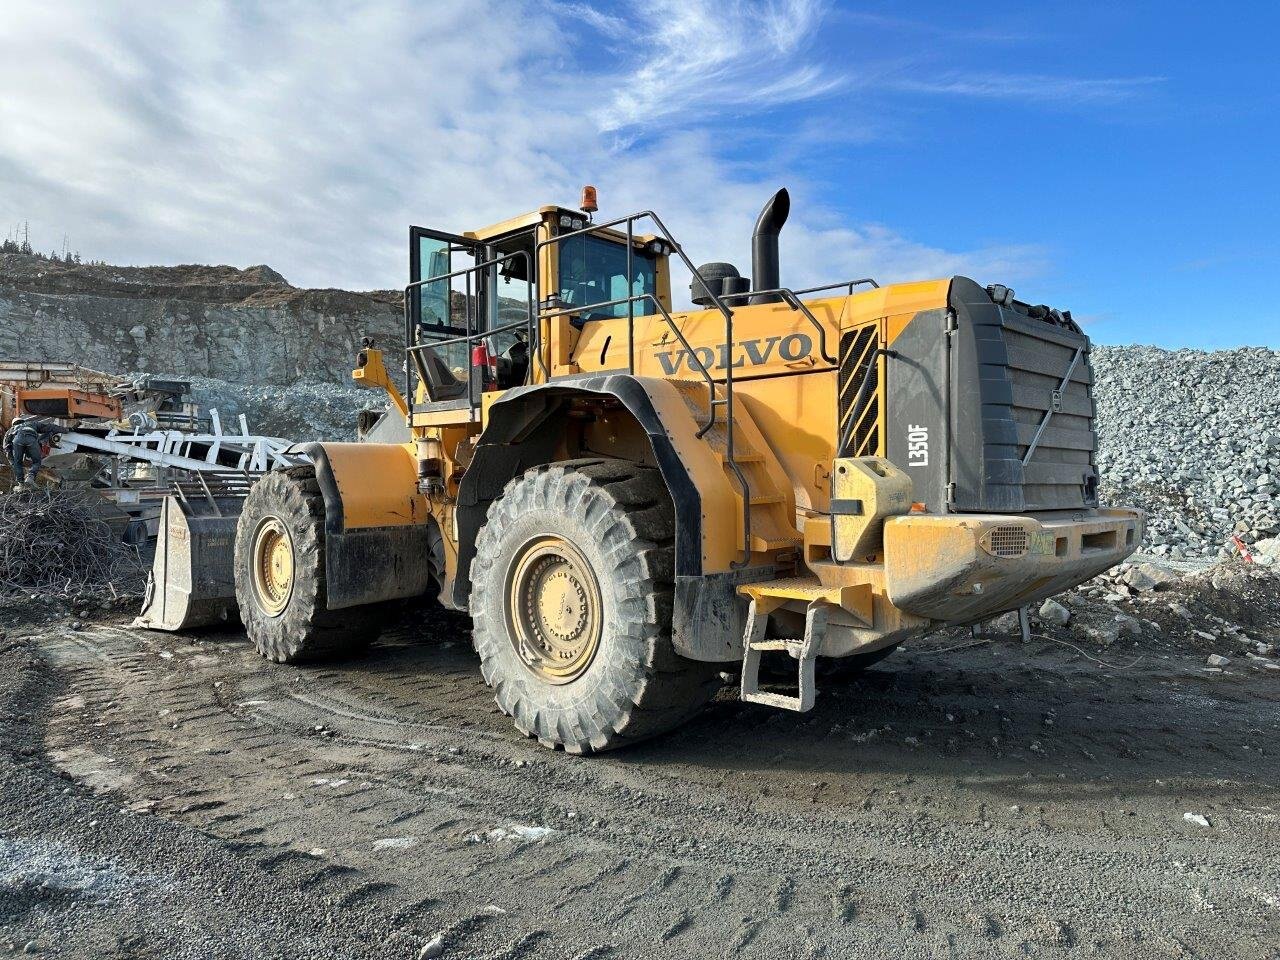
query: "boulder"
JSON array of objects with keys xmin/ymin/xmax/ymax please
[
  {"xmin": 1123, "ymin": 561, "xmax": 1179, "ymax": 592},
  {"xmin": 1038, "ymin": 599, "xmax": 1071, "ymax": 626}
]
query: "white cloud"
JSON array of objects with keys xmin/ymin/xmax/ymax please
[
  {"xmin": 0, "ymin": 0, "xmax": 1041, "ymax": 297},
  {"xmin": 589, "ymin": 0, "xmax": 843, "ymax": 134},
  {"xmin": 888, "ymin": 72, "xmax": 1164, "ymax": 105}
]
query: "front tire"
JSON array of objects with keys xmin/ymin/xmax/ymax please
[
  {"xmin": 234, "ymin": 466, "xmax": 378, "ymax": 663},
  {"xmin": 470, "ymin": 459, "xmax": 721, "ymax": 754}
]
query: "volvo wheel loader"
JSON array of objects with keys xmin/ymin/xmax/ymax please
[{"xmin": 146, "ymin": 186, "xmax": 1142, "ymax": 753}]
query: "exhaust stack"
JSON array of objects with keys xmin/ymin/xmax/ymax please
[{"xmin": 750, "ymin": 187, "xmax": 790, "ymax": 305}]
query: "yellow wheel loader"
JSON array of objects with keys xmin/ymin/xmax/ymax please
[{"xmin": 149, "ymin": 187, "xmax": 1143, "ymax": 753}]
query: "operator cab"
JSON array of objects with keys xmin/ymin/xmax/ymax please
[
  {"xmin": 554, "ymin": 232, "xmax": 659, "ymax": 326},
  {"xmin": 407, "ymin": 202, "xmax": 670, "ymax": 407}
]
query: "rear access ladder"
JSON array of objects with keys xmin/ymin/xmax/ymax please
[
  {"xmin": 736, "ymin": 330, "xmax": 885, "ymax": 712},
  {"xmin": 738, "ymin": 578, "xmax": 875, "ymax": 711}
]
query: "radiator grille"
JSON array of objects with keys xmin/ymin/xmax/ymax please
[
  {"xmin": 984, "ymin": 526, "xmax": 1029, "ymax": 558},
  {"xmin": 838, "ymin": 327, "xmax": 880, "ymax": 457},
  {"xmin": 1002, "ymin": 318, "xmax": 1097, "ymax": 511}
]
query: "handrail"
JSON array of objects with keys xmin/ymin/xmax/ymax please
[
  {"xmin": 403, "ymin": 249, "xmax": 544, "ymax": 415},
  {"xmin": 837, "ymin": 346, "xmax": 896, "ymax": 457},
  {"xmin": 793, "ymin": 278, "xmax": 879, "ymax": 296},
  {"xmin": 532, "ymin": 210, "xmax": 737, "ymax": 437},
  {"xmin": 406, "ymin": 316, "xmax": 533, "ymax": 352},
  {"xmin": 534, "ymin": 211, "xmax": 751, "ymax": 567},
  {"xmin": 540, "ymin": 292, "xmax": 714, "ymax": 387},
  {"xmin": 723, "ymin": 287, "xmax": 837, "ymax": 364}
]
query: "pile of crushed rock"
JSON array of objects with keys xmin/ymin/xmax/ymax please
[
  {"xmin": 1092, "ymin": 345, "xmax": 1280, "ymax": 561},
  {"xmin": 186, "ymin": 375, "xmax": 384, "ymax": 442}
]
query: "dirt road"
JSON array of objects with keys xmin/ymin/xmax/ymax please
[{"xmin": 2, "ymin": 598, "xmax": 1278, "ymax": 959}]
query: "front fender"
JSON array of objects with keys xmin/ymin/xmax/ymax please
[{"xmin": 289, "ymin": 442, "xmax": 434, "ymax": 610}]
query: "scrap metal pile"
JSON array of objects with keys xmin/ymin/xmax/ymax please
[
  {"xmin": 0, "ymin": 488, "xmax": 146, "ymax": 597},
  {"xmin": 3, "ymin": 360, "xmax": 302, "ymax": 548}
]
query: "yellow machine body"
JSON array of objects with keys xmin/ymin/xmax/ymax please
[{"xmin": 331, "ymin": 200, "xmax": 1141, "ymax": 665}]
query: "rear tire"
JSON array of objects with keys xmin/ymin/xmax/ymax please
[
  {"xmin": 234, "ymin": 466, "xmax": 378, "ymax": 663},
  {"xmin": 470, "ymin": 459, "xmax": 721, "ymax": 754}
]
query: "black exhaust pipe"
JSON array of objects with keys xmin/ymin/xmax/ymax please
[{"xmin": 750, "ymin": 187, "xmax": 790, "ymax": 305}]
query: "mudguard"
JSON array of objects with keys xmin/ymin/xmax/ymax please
[{"xmin": 291, "ymin": 441, "xmax": 435, "ymax": 610}]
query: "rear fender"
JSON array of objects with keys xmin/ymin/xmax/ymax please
[{"xmin": 290, "ymin": 442, "xmax": 434, "ymax": 610}]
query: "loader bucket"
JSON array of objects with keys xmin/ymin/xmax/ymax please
[{"xmin": 134, "ymin": 493, "xmax": 243, "ymax": 631}]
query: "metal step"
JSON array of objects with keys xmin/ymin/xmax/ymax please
[
  {"xmin": 739, "ymin": 598, "xmax": 827, "ymax": 712},
  {"xmin": 749, "ymin": 533, "xmax": 803, "ymax": 551}
]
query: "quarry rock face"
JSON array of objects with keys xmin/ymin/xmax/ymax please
[{"xmin": 0, "ymin": 254, "xmax": 403, "ymax": 385}]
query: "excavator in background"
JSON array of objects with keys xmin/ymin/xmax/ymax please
[{"xmin": 143, "ymin": 186, "xmax": 1142, "ymax": 753}]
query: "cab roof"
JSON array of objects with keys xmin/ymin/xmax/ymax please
[
  {"xmin": 462, "ymin": 206, "xmax": 656, "ymax": 247},
  {"xmin": 462, "ymin": 206, "xmax": 577, "ymax": 242}
]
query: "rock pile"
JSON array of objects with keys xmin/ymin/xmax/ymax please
[
  {"xmin": 1027, "ymin": 553, "xmax": 1280, "ymax": 668},
  {"xmin": 1092, "ymin": 346, "xmax": 1280, "ymax": 560},
  {"xmin": 186, "ymin": 376, "xmax": 384, "ymax": 442}
]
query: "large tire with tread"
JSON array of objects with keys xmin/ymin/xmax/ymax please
[
  {"xmin": 470, "ymin": 459, "xmax": 721, "ymax": 753},
  {"xmin": 234, "ymin": 466, "xmax": 378, "ymax": 663}
]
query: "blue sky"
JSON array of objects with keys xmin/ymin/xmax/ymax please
[
  {"xmin": 744, "ymin": 2, "xmax": 1279, "ymax": 349},
  {"xmin": 1, "ymin": 1, "xmax": 1275, "ymax": 349}
]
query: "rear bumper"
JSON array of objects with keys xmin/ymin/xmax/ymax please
[{"xmin": 882, "ymin": 508, "xmax": 1143, "ymax": 623}]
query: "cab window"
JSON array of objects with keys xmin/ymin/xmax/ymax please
[{"xmin": 558, "ymin": 234, "xmax": 656, "ymax": 323}]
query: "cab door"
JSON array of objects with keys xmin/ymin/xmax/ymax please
[{"xmin": 409, "ymin": 225, "xmax": 483, "ymax": 405}]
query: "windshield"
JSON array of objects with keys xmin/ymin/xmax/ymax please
[{"xmin": 558, "ymin": 234, "xmax": 657, "ymax": 322}]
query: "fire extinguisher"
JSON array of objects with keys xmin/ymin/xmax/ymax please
[{"xmin": 471, "ymin": 339, "xmax": 498, "ymax": 392}]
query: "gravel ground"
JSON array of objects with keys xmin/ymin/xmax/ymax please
[
  {"xmin": 1, "ymin": 559, "xmax": 1277, "ymax": 959},
  {"xmin": 0, "ymin": 611, "xmax": 405, "ymax": 960}
]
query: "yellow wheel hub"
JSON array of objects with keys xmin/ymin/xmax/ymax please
[
  {"xmin": 506, "ymin": 536, "xmax": 602, "ymax": 684},
  {"xmin": 251, "ymin": 517, "xmax": 295, "ymax": 616}
]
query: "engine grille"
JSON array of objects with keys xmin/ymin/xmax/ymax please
[{"xmin": 838, "ymin": 326, "xmax": 880, "ymax": 457}]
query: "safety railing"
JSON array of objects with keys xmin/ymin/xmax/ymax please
[
  {"xmin": 722, "ymin": 287, "xmax": 839, "ymax": 364},
  {"xmin": 793, "ymin": 278, "xmax": 880, "ymax": 296},
  {"xmin": 533, "ymin": 212, "xmax": 754, "ymax": 567},
  {"xmin": 403, "ymin": 215, "xmax": 882, "ymax": 569},
  {"xmin": 837, "ymin": 340, "xmax": 897, "ymax": 458}
]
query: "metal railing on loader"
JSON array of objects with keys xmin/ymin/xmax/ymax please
[
  {"xmin": 533, "ymin": 211, "xmax": 756, "ymax": 566},
  {"xmin": 398, "ymin": 227, "xmax": 752, "ymax": 565},
  {"xmin": 402, "ymin": 249, "xmax": 546, "ymax": 418}
]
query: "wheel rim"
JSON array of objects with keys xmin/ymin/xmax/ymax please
[
  {"xmin": 505, "ymin": 536, "xmax": 602, "ymax": 684},
  {"xmin": 251, "ymin": 517, "xmax": 295, "ymax": 617}
]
